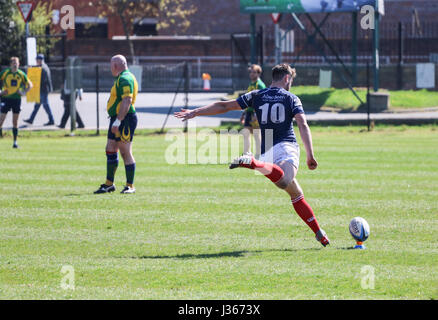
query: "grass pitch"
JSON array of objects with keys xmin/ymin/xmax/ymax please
[
  {"xmin": 291, "ymin": 86, "xmax": 438, "ymax": 110},
  {"xmin": 229, "ymin": 87, "xmax": 438, "ymax": 111},
  {"xmin": 0, "ymin": 126, "xmax": 437, "ymax": 299}
]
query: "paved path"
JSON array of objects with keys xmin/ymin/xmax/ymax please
[{"xmin": 2, "ymin": 92, "xmax": 437, "ymax": 131}]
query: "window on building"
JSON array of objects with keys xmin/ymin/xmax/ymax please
[
  {"xmin": 133, "ymin": 18, "xmax": 158, "ymax": 36},
  {"xmin": 75, "ymin": 16, "xmax": 108, "ymax": 38}
]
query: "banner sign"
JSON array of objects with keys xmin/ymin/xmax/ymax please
[
  {"xmin": 240, "ymin": 0, "xmax": 378, "ymax": 14},
  {"xmin": 319, "ymin": 69, "xmax": 332, "ymax": 88},
  {"xmin": 26, "ymin": 67, "xmax": 41, "ymax": 103},
  {"xmin": 26, "ymin": 37, "xmax": 37, "ymax": 66},
  {"xmin": 416, "ymin": 63, "xmax": 435, "ymax": 89}
]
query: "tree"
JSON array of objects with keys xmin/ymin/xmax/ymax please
[
  {"xmin": 13, "ymin": 1, "xmax": 58, "ymax": 59},
  {"xmin": 95, "ymin": 0, "xmax": 196, "ymax": 64},
  {"xmin": 0, "ymin": 0, "xmax": 23, "ymax": 65}
]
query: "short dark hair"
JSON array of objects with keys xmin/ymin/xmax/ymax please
[{"xmin": 272, "ymin": 63, "xmax": 296, "ymax": 81}]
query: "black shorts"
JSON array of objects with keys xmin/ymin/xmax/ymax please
[
  {"xmin": 243, "ymin": 111, "xmax": 252, "ymax": 127},
  {"xmin": 243, "ymin": 110, "xmax": 259, "ymax": 128},
  {"xmin": 107, "ymin": 113, "xmax": 138, "ymax": 142},
  {"xmin": 1, "ymin": 98, "xmax": 21, "ymax": 114}
]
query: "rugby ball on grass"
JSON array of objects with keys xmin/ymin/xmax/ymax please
[{"xmin": 349, "ymin": 217, "xmax": 370, "ymax": 242}]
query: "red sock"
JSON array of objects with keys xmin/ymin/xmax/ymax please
[
  {"xmin": 291, "ymin": 195, "xmax": 321, "ymax": 234},
  {"xmin": 242, "ymin": 158, "xmax": 284, "ymax": 183}
]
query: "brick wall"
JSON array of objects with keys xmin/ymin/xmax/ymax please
[
  {"xmin": 41, "ymin": 0, "xmax": 438, "ymax": 38},
  {"xmin": 43, "ymin": 0, "xmax": 128, "ymax": 40},
  {"xmin": 162, "ymin": 0, "xmax": 438, "ymax": 35},
  {"xmin": 63, "ymin": 37, "xmax": 232, "ymax": 59},
  {"xmin": 42, "ymin": 0, "xmax": 438, "ymax": 60}
]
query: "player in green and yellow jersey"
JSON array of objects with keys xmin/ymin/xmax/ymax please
[
  {"xmin": 240, "ymin": 64, "xmax": 265, "ymax": 158},
  {"xmin": 94, "ymin": 55, "xmax": 138, "ymax": 194},
  {"xmin": 0, "ymin": 57, "xmax": 33, "ymax": 148}
]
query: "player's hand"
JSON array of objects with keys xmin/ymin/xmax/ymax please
[
  {"xmin": 18, "ymin": 89, "xmax": 25, "ymax": 96},
  {"xmin": 174, "ymin": 108, "xmax": 196, "ymax": 121},
  {"xmin": 307, "ymin": 157, "xmax": 318, "ymax": 170},
  {"xmin": 0, "ymin": 90, "xmax": 8, "ymax": 96},
  {"xmin": 111, "ymin": 118, "xmax": 121, "ymax": 134},
  {"xmin": 111, "ymin": 125, "xmax": 119, "ymax": 135}
]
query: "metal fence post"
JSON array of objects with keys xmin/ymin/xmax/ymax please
[
  {"xmin": 397, "ymin": 22, "xmax": 404, "ymax": 90},
  {"xmin": 96, "ymin": 64, "xmax": 100, "ymax": 135},
  {"xmin": 352, "ymin": 12, "xmax": 358, "ymax": 87},
  {"xmin": 373, "ymin": 1, "xmax": 380, "ymax": 92},
  {"xmin": 250, "ymin": 14, "xmax": 256, "ymax": 64},
  {"xmin": 183, "ymin": 62, "xmax": 189, "ymax": 133},
  {"xmin": 259, "ymin": 26, "xmax": 264, "ymax": 69},
  {"xmin": 66, "ymin": 57, "xmax": 77, "ymax": 135},
  {"xmin": 367, "ymin": 62, "xmax": 371, "ymax": 132}
]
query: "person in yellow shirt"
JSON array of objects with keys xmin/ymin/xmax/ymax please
[
  {"xmin": 0, "ymin": 57, "xmax": 33, "ymax": 148},
  {"xmin": 240, "ymin": 64, "xmax": 266, "ymax": 158},
  {"xmin": 94, "ymin": 55, "xmax": 138, "ymax": 194}
]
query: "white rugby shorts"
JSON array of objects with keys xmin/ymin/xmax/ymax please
[{"xmin": 259, "ymin": 141, "xmax": 300, "ymax": 168}]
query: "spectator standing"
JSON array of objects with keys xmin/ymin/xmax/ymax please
[
  {"xmin": 24, "ymin": 54, "xmax": 55, "ymax": 126},
  {"xmin": 58, "ymin": 80, "xmax": 84, "ymax": 129}
]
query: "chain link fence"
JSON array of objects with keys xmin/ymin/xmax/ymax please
[
  {"xmin": 3, "ymin": 62, "xmax": 232, "ymax": 93},
  {"xmin": 2, "ymin": 57, "xmax": 437, "ymax": 93}
]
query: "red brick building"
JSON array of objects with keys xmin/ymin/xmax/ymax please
[
  {"xmin": 36, "ymin": 0, "xmax": 438, "ymax": 60},
  {"xmin": 161, "ymin": 0, "xmax": 438, "ymax": 35},
  {"xmin": 47, "ymin": 0, "xmax": 438, "ymax": 36},
  {"xmin": 47, "ymin": 0, "xmax": 143, "ymax": 40}
]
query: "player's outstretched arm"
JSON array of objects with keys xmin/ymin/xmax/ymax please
[
  {"xmin": 295, "ymin": 113, "xmax": 318, "ymax": 170},
  {"xmin": 174, "ymin": 100, "xmax": 241, "ymax": 121}
]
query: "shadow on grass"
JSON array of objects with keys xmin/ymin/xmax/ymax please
[
  {"xmin": 298, "ymin": 90, "xmax": 332, "ymax": 111},
  {"xmin": 338, "ymin": 102, "xmax": 367, "ymax": 113},
  {"xmin": 298, "ymin": 88, "xmax": 368, "ymax": 113},
  {"xmin": 130, "ymin": 247, "xmax": 322, "ymax": 260},
  {"xmin": 135, "ymin": 251, "xmax": 251, "ymax": 260}
]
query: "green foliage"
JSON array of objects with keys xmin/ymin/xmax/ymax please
[
  {"xmin": 13, "ymin": 2, "xmax": 58, "ymax": 57},
  {"xmin": 94, "ymin": 0, "xmax": 196, "ymax": 60},
  {"xmin": 96, "ymin": 0, "xmax": 196, "ymax": 33},
  {"xmin": 0, "ymin": 0, "xmax": 23, "ymax": 64}
]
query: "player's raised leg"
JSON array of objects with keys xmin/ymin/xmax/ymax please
[
  {"xmin": 229, "ymin": 153, "xmax": 284, "ymax": 183},
  {"xmin": 231, "ymin": 153, "xmax": 329, "ymax": 246},
  {"xmin": 276, "ymin": 161, "xmax": 330, "ymax": 247}
]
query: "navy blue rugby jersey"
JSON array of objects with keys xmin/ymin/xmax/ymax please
[{"xmin": 236, "ymin": 87, "xmax": 304, "ymax": 154}]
